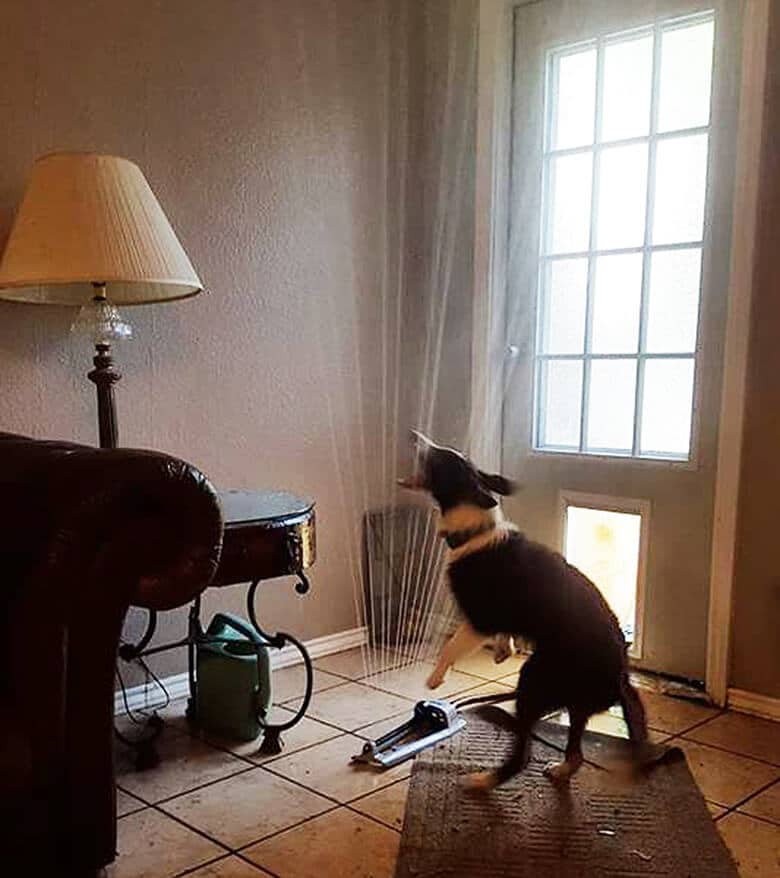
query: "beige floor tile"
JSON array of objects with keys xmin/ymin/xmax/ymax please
[
  {"xmin": 673, "ymin": 739, "xmax": 780, "ymax": 807},
  {"xmin": 718, "ymin": 812, "xmax": 780, "ymax": 877},
  {"xmin": 351, "ymin": 779, "xmax": 410, "ymax": 830},
  {"xmin": 271, "ymin": 665, "xmax": 348, "ymax": 704},
  {"xmin": 243, "ymin": 808, "xmax": 400, "ymax": 878},
  {"xmin": 453, "ymin": 647, "xmax": 525, "ymax": 681},
  {"xmin": 499, "ymin": 670, "xmax": 523, "ymax": 686},
  {"xmin": 364, "ymin": 662, "xmax": 484, "ymax": 702},
  {"xmin": 186, "ymin": 856, "xmax": 273, "ymax": 876},
  {"xmin": 314, "ymin": 646, "xmax": 404, "ymax": 680},
  {"xmin": 267, "ymin": 733, "xmax": 411, "ymax": 802},
  {"xmin": 708, "ymin": 801, "xmax": 728, "ymax": 818},
  {"xmin": 640, "ymin": 691, "xmax": 719, "ymax": 734},
  {"xmin": 109, "ymin": 808, "xmax": 223, "ymax": 878},
  {"xmin": 193, "ymin": 705, "xmax": 342, "ymax": 764},
  {"xmin": 116, "ymin": 733, "xmax": 250, "ymax": 803},
  {"xmin": 740, "ymin": 781, "xmax": 780, "ymax": 825},
  {"xmin": 160, "ymin": 767, "xmax": 333, "ymax": 848},
  {"xmin": 116, "ymin": 788, "xmax": 147, "ymax": 817},
  {"xmin": 286, "ymin": 681, "xmax": 413, "ymax": 731},
  {"xmin": 688, "ymin": 712, "xmax": 780, "ymax": 765}
]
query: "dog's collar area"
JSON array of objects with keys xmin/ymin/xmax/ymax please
[{"xmin": 443, "ymin": 522, "xmax": 496, "ymax": 550}]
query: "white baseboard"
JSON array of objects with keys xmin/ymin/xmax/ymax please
[
  {"xmin": 727, "ymin": 687, "xmax": 780, "ymax": 722},
  {"xmin": 115, "ymin": 625, "xmax": 367, "ymax": 716}
]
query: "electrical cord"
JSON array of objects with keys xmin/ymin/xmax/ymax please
[{"xmin": 114, "ymin": 652, "xmax": 171, "ymax": 770}]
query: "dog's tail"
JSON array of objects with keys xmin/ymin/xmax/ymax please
[{"xmin": 453, "ymin": 690, "xmax": 516, "ymax": 710}]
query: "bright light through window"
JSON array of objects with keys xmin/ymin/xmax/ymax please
[
  {"xmin": 534, "ymin": 13, "xmax": 715, "ymax": 460},
  {"xmin": 565, "ymin": 504, "xmax": 642, "ymax": 644}
]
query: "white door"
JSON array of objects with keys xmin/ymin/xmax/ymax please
[{"xmin": 501, "ymin": 0, "xmax": 744, "ymax": 679}]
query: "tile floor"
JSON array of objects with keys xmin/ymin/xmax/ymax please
[{"xmin": 110, "ymin": 647, "xmax": 780, "ymax": 878}]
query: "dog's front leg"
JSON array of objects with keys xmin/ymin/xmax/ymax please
[
  {"xmin": 427, "ymin": 621, "xmax": 487, "ymax": 689},
  {"xmin": 493, "ymin": 633, "xmax": 516, "ymax": 664}
]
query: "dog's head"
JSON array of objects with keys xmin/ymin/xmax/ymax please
[{"xmin": 398, "ymin": 429, "xmax": 516, "ymax": 512}]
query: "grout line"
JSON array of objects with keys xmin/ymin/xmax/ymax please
[
  {"xmin": 147, "ymin": 802, "xmax": 233, "ymax": 853},
  {"xmin": 346, "ymin": 773, "xmax": 411, "ymax": 806},
  {"xmin": 727, "ymin": 810, "xmax": 780, "ymax": 828},
  {"xmin": 671, "ymin": 730, "xmax": 780, "ymax": 769},
  {"xmin": 232, "ymin": 849, "xmax": 283, "ymax": 877},
  {"xmin": 343, "ymin": 802, "xmax": 403, "ymax": 835},
  {"xmin": 152, "ymin": 763, "xmax": 259, "ymax": 807},
  {"xmin": 258, "ymin": 762, "xmax": 352, "ymax": 808},
  {"xmin": 172, "ymin": 853, "xmax": 236, "ymax": 877},
  {"xmin": 195, "ymin": 724, "xmax": 349, "ymax": 767},
  {"xmin": 712, "ymin": 776, "xmax": 780, "ymax": 824},
  {"xmin": 232, "ymin": 803, "xmax": 343, "ymax": 854},
  {"xmin": 655, "ymin": 707, "xmax": 727, "ymax": 739}
]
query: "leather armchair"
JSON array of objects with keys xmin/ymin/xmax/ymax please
[{"xmin": 0, "ymin": 432, "xmax": 223, "ymax": 876}]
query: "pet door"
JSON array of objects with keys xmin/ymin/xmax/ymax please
[{"xmin": 561, "ymin": 492, "xmax": 649, "ymax": 658}]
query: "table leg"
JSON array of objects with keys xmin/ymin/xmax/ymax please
[{"xmin": 246, "ymin": 579, "xmax": 315, "ymax": 754}]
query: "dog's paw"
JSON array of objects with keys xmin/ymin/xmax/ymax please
[
  {"xmin": 493, "ymin": 634, "xmax": 515, "ymax": 664},
  {"xmin": 543, "ymin": 760, "xmax": 577, "ymax": 784},
  {"xmin": 461, "ymin": 770, "xmax": 498, "ymax": 792},
  {"xmin": 426, "ymin": 670, "xmax": 446, "ymax": 689}
]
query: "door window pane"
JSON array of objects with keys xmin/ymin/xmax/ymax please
[
  {"xmin": 596, "ymin": 143, "xmax": 648, "ymax": 250},
  {"xmin": 601, "ymin": 34, "xmax": 653, "ymax": 142},
  {"xmin": 548, "ymin": 153, "xmax": 593, "ymax": 254},
  {"xmin": 552, "ymin": 48, "xmax": 597, "ymax": 150},
  {"xmin": 586, "ymin": 359, "xmax": 636, "ymax": 452},
  {"xmin": 541, "ymin": 258, "xmax": 588, "ymax": 353},
  {"xmin": 640, "ymin": 359, "xmax": 695, "ymax": 456},
  {"xmin": 652, "ymin": 133, "xmax": 709, "ymax": 245},
  {"xmin": 591, "ymin": 253, "xmax": 642, "ymax": 354},
  {"xmin": 646, "ymin": 248, "xmax": 702, "ymax": 353},
  {"xmin": 658, "ymin": 19, "xmax": 715, "ymax": 133},
  {"xmin": 539, "ymin": 360, "xmax": 583, "ymax": 448},
  {"xmin": 533, "ymin": 13, "xmax": 716, "ymax": 460}
]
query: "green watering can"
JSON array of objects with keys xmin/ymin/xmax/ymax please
[{"xmin": 195, "ymin": 613, "xmax": 273, "ymax": 741}]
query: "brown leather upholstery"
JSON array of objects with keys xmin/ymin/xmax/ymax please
[{"xmin": 0, "ymin": 432, "xmax": 223, "ymax": 875}]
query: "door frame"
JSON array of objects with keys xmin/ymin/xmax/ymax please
[{"xmin": 472, "ymin": 0, "xmax": 771, "ymax": 705}]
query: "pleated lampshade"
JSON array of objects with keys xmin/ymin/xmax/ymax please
[{"xmin": 0, "ymin": 153, "xmax": 203, "ymax": 305}]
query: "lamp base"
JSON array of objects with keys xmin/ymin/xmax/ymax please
[{"xmin": 87, "ymin": 342, "xmax": 121, "ymax": 449}]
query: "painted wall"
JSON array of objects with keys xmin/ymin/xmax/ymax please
[
  {"xmin": 0, "ymin": 0, "xmax": 397, "ymax": 681},
  {"xmin": 730, "ymin": 2, "xmax": 780, "ymax": 700}
]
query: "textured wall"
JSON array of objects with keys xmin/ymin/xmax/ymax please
[
  {"xmin": 0, "ymin": 0, "xmax": 395, "ymax": 681},
  {"xmin": 731, "ymin": 2, "xmax": 780, "ymax": 699}
]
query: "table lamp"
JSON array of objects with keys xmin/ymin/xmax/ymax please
[{"xmin": 0, "ymin": 152, "xmax": 203, "ymax": 448}]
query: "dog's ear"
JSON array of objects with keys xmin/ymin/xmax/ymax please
[{"xmin": 477, "ymin": 470, "xmax": 516, "ymax": 496}]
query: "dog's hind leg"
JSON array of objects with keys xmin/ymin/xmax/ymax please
[
  {"xmin": 618, "ymin": 673, "xmax": 666, "ymax": 767},
  {"xmin": 464, "ymin": 656, "xmax": 552, "ymax": 791},
  {"xmin": 543, "ymin": 708, "xmax": 587, "ymax": 783},
  {"xmin": 464, "ymin": 696, "xmax": 547, "ymax": 791}
]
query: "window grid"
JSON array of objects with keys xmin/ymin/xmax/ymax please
[{"xmin": 533, "ymin": 12, "xmax": 714, "ymax": 461}]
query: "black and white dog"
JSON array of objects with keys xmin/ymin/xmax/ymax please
[{"xmin": 400, "ymin": 430, "xmax": 650, "ymax": 791}]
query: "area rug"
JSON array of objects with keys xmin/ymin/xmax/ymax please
[{"xmin": 395, "ymin": 707, "xmax": 737, "ymax": 877}]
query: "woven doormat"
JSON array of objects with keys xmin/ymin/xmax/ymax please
[{"xmin": 395, "ymin": 708, "xmax": 737, "ymax": 877}]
